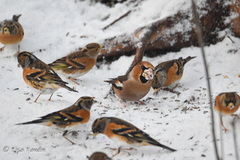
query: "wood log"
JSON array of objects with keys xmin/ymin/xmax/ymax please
[{"xmin": 97, "ymin": 0, "xmax": 240, "ymax": 70}]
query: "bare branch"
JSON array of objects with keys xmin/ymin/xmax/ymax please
[
  {"xmin": 232, "ymin": 118, "xmax": 239, "ymax": 160},
  {"xmin": 102, "ymin": 10, "xmax": 132, "ymax": 31},
  {"xmin": 191, "ymin": 0, "xmax": 220, "ymax": 159}
]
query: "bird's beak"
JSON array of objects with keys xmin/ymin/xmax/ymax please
[
  {"xmin": 91, "ymin": 97, "xmax": 98, "ymax": 103},
  {"xmin": 92, "ymin": 133, "xmax": 98, "ymax": 137},
  {"xmin": 154, "ymin": 89, "xmax": 159, "ymax": 93},
  {"xmin": 229, "ymin": 102, "xmax": 234, "ymax": 110}
]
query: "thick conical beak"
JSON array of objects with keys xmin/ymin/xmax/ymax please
[
  {"xmin": 154, "ymin": 89, "xmax": 159, "ymax": 93},
  {"xmin": 92, "ymin": 97, "xmax": 98, "ymax": 103},
  {"xmin": 92, "ymin": 133, "xmax": 98, "ymax": 137},
  {"xmin": 228, "ymin": 102, "xmax": 234, "ymax": 110}
]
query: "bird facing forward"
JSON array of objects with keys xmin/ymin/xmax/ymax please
[
  {"xmin": 214, "ymin": 92, "xmax": 240, "ymax": 132},
  {"xmin": 17, "ymin": 51, "xmax": 78, "ymax": 102},
  {"xmin": 17, "ymin": 96, "xmax": 96, "ymax": 144},
  {"xmin": 151, "ymin": 56, "xmax": 196, "ymax": 95},
  {"xmin": 105, "ymin": 61, "xmax": 154, "ymax": 107},
  {"xmin": 92, "ymin": 117, "xmax": 176, "ymax": 157},
  {"xmin": 49, "ymin": 43, "xmax": 102, "ymax": 85},
  {"xmin": 0, "ymin": 14, "xmax": 24, "ymax": 55}
]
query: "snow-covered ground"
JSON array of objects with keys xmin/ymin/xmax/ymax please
[{"xmin": 0, "ymin": 0, "xmax": 240, "ymax": 160}]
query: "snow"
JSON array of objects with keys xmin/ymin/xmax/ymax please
[{"xmin": 0, "ymin": 0, "xmax": 240, "ymax": 160}]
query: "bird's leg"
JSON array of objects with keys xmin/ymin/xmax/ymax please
[
  {"xmin": 68, "ymin": 77, "xmax": 79, "ymax": 85},
  {"xmin": 121, "ymin": 101, "xmax": 127, "ymax": 108},
  {"xmin": 220, "ymin": 116, "xmax": 228, "ymax": 132},
  {"xmin": 0, "ymin": 46, "xmax": 5, "ymax": 52},
  {"xmin": 48, "ymin": 93, "xmax": 54, "ymax": 101},
  {"xmin": 111, "ymin": 147, "xmax": 136, "ymax": 157},
  {"xmin": 62, "ymin": 130, "xmax": 75, "ymax": 145},
  {"xmin": 138, "ymin": 100, "xmax": 146, "ymax": 105},
  {"xmin": 34, "ymin": 93, "xmax": 42, "ymax": 102},
  {"xmin": 14, "ymin": 45, "xmax": 20, "ymax": 56},
  {"xmin": 112, "ymin": 147, "xmax": 121, "ymax": 157},
  {"xmin": 163, "ymin": 85, "xmax": 181, "ymax": 96}
]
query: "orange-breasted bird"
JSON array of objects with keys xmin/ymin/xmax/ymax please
[
  {"xmin": 88, "ymin": 152, "xmax": 112, "ymax": 160},
  {"xmin": 214, "ymin": 92, "xmax": 240, "ymax": 132},
  {"xmin": 105, "ymin": 61, "xmax": 154, "ymax": 107},
  {"xmin": 49, "ymin": 43, "xmax": 102, "ymax": 85},
  {"xmin": 151, "ymin": 56, "xmax": 196, "ymax": 95},
  {"xmin": 0, "ymin": 14, "xmax": 24, "ymax": 55},
  {"xmin": 92, "ymin": 117, "xmax": 176, "ymax": 157},
  {"xmin": 17, "ymin": 51, "xmax": 78, "ymax": 102},
  {"xmin": 17, "ymin": 96, "xmax": 96, "ymax": 144}
]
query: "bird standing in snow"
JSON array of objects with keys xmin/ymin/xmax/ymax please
[
  {"xmin": 214, "ymin": 92, "xmax": 240, "ymax": 132},
  {"xmin": 151, "ymin": 56, "xmax": 196, "ymax": 95},
  {"xmin": 92, "ymin": 117, "xmax": 176, "ymax": 157},
  {"xmin": 17, "ymin": 51, "xmax": 78, "ymax": 102},
  {"xmin": 17, "ymin": 96, "xmax": 96, "ymax": 144},
  {"xmin": 49, "ymin": 43, "xmax": 102, "ymax": 85},
  {"xmin": 105, "ymin": 61, "xmax": 154, "ymax": 107},
  {"xmin": 0, "ymin": 14, "xmax": 24, "ymax": 55}
]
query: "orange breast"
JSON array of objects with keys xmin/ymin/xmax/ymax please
[
  {"xmin": 163, "ymin": 63, "xmax": 183, "ymax": 87},
  {"xmin": 113, "ymin": 79, "xmax": 151, "ymax": 101},
  {"xmin": 214, "ymin": 95, "xmax": 240, "ymax": 115},
  {"xmin": 0, "ymin": 26, "xmax": 24, "ymax": 45}
]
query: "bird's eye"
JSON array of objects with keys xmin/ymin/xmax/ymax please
[{"xmin": 4, "ymin": 27, "xmax": 9, "ymax": 32}]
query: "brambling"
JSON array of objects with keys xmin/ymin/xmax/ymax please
[
  {"xmin": 17, "ymin": 51, "xmax": 78, "ymax": 102},
  {"xmin": 17, "ymin": 96, "xmax": 96, "ymax": 144},
  {"xmin": 49, "ymin": 43, "xmax": 102, "ymax": 85},
  {"xmin": 88, "ymin": 152, "xmax": 112, "ymax": 160},
  {"xmin": 0, "ymin": 14, "xmax": 24, "ymax": 55},
  {"xmin": 105, "ymin": 61, "xmax": 154, "ymax": 107},
  {"xmin": 214, "ymin": 92, "xmax": 240, "ymax": 132},
  {"xmin": 92, "ymin": 117, "xmax": 176, "ymax": 157},
  {"xmin": 151, "ymin": 56, "xmax": 196, "ymax": 95}
]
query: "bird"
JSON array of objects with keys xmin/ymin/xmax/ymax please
[
  {"xmin": 0, "ymin": 14, "xmax": 24, "ymax": 55},
  {"xmin": 17, "ymin": 96, "xmax": 96, "ymax": 144},
  {"xmin": 105, "ymin": 61, "xmax": 154, "ymax": 107},
  {"xmin": 17, "ymin": 51, "xmax": 78, "ymax": 102},
  {"xmin": 48, "ymin": 43, "xmax": 102, "ymax": 85},
  {"xmin": 214, "ymin": 92, "xmax": 240, "ymax": 132},
  {"xmin": 92, "ymin": 117, "xmax": 176, "ymax": 157},
  {"xmin": 151, "ymin": 56, "xmax": 196, "ymax": 95},
  {"xmin": 88, "ymin": 152, "xmax": 112, "ymax": 160}
]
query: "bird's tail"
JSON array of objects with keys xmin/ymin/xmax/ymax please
[
  {"xmin": 16, "ymin": 119, "xmax": 44, "ymax": 125},
  {"xmin": 155, "ymin": 143, "xmax": 177, "ymax": 152},
  {"xmin": 183, "ymin": 56, "xmax": 196, "ymax": 65},
  {"xmin": 62, "ymin": 85, "xmax": 78, "ymax": 93},
  {"xmin": 147, "ymin": 137, "xmax": 177, "ymax": 152}
]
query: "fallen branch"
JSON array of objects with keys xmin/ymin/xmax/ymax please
[{"xmin": 98, "ymin": 0, "xmax": 240, "ymax": 66}]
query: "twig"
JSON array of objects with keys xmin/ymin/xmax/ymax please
[
  {"xmin": 232, "ymin": 117, "xmax": 239, "ymax": 160},
  {"xmin": 102, "ymin": 10, "xmax": 132, "ymax": 31},
  {"xmin": 125, "ymin": 45, "xmax": 145, "ymax": 74},
  {"xmin": 191, "ymin": 0, "xmax": 220, "ymax": 160},
  {"xmin": 227, "ymin": 36, "xmax": 235, "ymax": 43}
]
